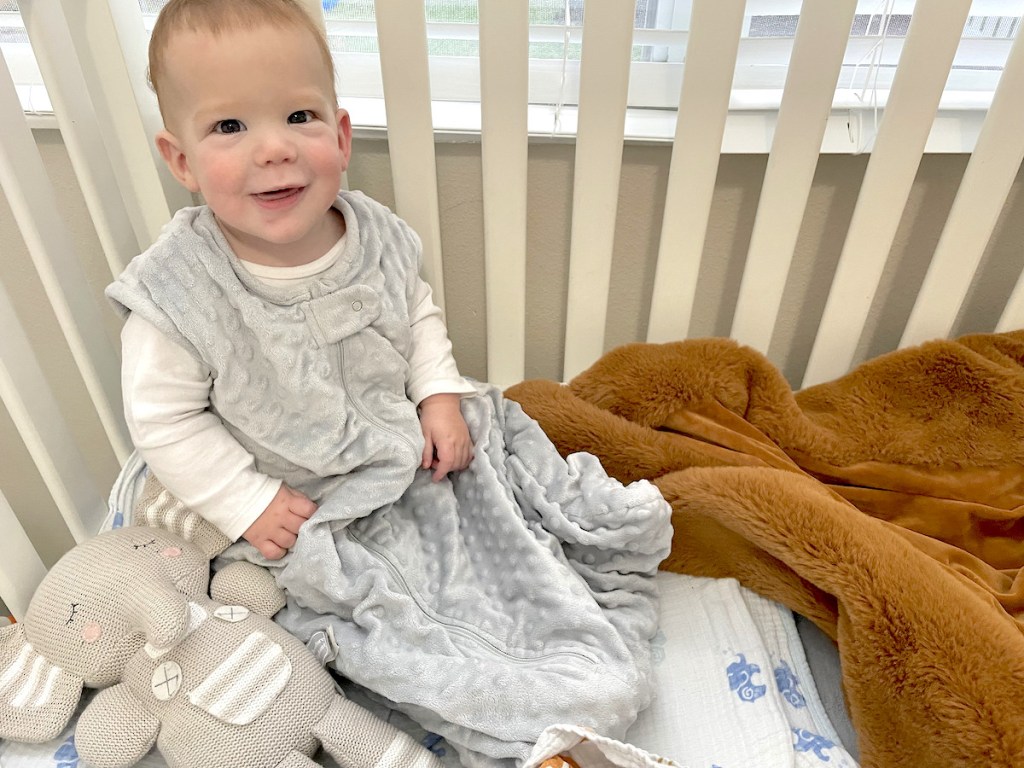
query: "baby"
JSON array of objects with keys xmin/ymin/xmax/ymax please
[
  {"xmin": 108, "ymin": 0, "xmax": 476, "ymax": 560},
  {"xmin": 108, "ymin": 6, "xmax": 672, "ymax": 765}
]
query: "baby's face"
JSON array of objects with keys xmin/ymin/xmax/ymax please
[{"xmin": 157, "ymin": 23, "xmax": 350, "ymax": 266}]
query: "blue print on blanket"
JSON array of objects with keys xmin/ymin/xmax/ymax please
[
  {"xmin": 726, "ymin": 653, "xmax": 766, "ymax": 702},
  {"xmin": 650, "ymin": 629, "xmax": 667, "ymax": 666},
  {"xmin": 774, "ymin": 659, "xmax": 807, "ymax": 708},
  {"xmin": 793, "ymin": 728, "xmax": 835, "ymax": 762},
  {"xmin": 422, "ymin": 733, "xmax": 447, "ymax": 757},
  {"xmin": 54, "ymin": 733, "xmax": 79, "ymax": 767}
]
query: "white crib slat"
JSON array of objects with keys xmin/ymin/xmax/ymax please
[
  {"xmin": 0, "ymin": 51, "xmax": 131, "ymax": 465},
  {"xmin": 562, "ymin": 0, "xmax": 637, "ymax": 379},
  {"xmin": 479, "ymin": 0, "xmax": 528, "ymax": 386},
  {"xmin": 20, "ymin": 0, "xmax": 147, "ymax": 276},
  {"xmin": 731, "ymin": 0, "xmax": 859, "ymax": 355},
  {"xmin": 997, "ymin": 270, "xmax": 1024, "ymax": 333},
  {"xmin": 646, "ymin": 0, "xmax": 745, "ymax": 344},
  {"xmin": 0, "ymin": 490, "xmax": 47, "ymax": 621},
  {"xmin": 75, "ymin": 0, "xmax": 193, "ymax": 245},
  {"xmin": 901, "ymin": 30, "xmax": 1024, "ymax": 348},
  {"xmin": 373, "ymin": 0, "xmax": 446, "ymax": 311},
  {"xmin": 0, "ymin": 280, "xmax": 107, "ymax": 545},
  {"xmin": 801, "ymin": 0, "xmax": 973, "ymax": 389}
]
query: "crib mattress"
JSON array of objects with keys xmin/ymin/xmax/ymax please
[{"xmin": 0, "ymin": 571, "xmax": 858, "ymax": 768}]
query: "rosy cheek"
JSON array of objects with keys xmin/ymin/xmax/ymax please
[
  {"xmin": 161, "ymin": 546, "xmax": 182, "ymax": 559},
  {"xmin": 81, "ymin": 622, "xmax": 103, "ymax": 643}
]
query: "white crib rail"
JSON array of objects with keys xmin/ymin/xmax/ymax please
[
  {"xmin": 730, "ymin": 0, "xmax": 859, "ymax": 356},
  {"xmin": 902, "ymin": 23, "xmax": 1024, "ymax": 347},
  {"xmin": 562, "ymin": 0, "xmax": 635, "ymax": 379},
  {"xmin": 646, "ymin": 0, "xmax": 745, "ymax": 345},
  {"xmin": 374, "ymin": 0, "xmax": 447, "ymax": 311},
  {"xmin": 479, "ymin": 0, "xmax": 528, "ymax": 385},
  {"xmin": 2, "ymin": 1, "xmax": 1023, "ymax": 605},
  {"xmin": 803, "ymin": 0, "xmax": 974, "ymax": 387},
  {"xmin": 0, "ymin": 490, "xmax": 47, "ymax": 621}
]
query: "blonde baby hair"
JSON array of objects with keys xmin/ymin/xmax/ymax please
[{"xmin": 147, "ymin": 0, "xmax": 336, "ymax": 120}]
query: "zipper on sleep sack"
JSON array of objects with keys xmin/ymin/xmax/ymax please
[
  {"xmin": 346, "ymin": 529, "xmax": 598, "ymax": 667},
  {"xmin": 338, "ymin": 339, "xmax": 417, "ymax": 454}
]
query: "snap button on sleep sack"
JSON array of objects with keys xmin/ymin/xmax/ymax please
[{"xmin": 352, "ymin": 300, "xmax": 362, "ymax": 311}]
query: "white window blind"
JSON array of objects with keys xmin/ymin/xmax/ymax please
[
  {"xmin": 3, "ymin": 0, "xmax": 1022, "ymax": 146},
  {"xmin": 0, "ymin": 1, "xmax": 51, "ymax": 120}
]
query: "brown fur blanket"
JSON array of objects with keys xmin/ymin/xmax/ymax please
[{"xmin": 505, "ymin": 331, "xmax": 1024, "ymax": 768}]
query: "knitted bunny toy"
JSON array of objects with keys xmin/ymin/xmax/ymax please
[{"xmin": 0, "ymin": 481, "xmax": 442, "ymax": 768}]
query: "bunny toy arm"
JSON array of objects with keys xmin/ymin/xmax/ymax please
[
  {"xmin": 75, "ymin": 683, "xmax": 160, "ymax": 768},
  {"xmin": 209, "ymin": 560, "xmax": 286, "ymax": 617}
]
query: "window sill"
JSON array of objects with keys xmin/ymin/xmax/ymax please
[
  {"xmin": 346, "ymin": 96, "xmax": 987, "ymax": 154},
  {"xmin": 20, "ymin": 87, "xmax": 986, "ymax": 154}
]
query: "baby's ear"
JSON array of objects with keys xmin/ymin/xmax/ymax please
[
  {"xmin": 0, "ymin": 624, "xmax": 84, "ymax": 743},
  {"xmin": 154, "ymin": 129, "xmax": 200, "ymax": 193},
  {"xmin": 134, "ymin": 474, "xmax": 232, "ymax": 559}
]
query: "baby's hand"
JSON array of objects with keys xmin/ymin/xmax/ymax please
[
  {"xmin": 242, "ymin": 483, "xmax": 317, "ymax": 560},
  {"xmin": 418, "ymin": 393, "xmax": 472, "ymax": 482}
]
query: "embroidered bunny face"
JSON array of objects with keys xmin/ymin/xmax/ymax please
[
  {"xmin": 0, "ymin": 480, "xmax": 442, "ymax": 768},
  {"xmin": 0, "ymin": 525, "xmax": 216, "ymax": 743},
  {"xmin": 23, "ymin": 527, "xmax": 211, "ymax": 687}
]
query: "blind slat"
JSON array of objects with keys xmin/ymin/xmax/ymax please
[
  {"xmin": 480, "ymin": 0, "xmax": 528, "ymax": 386},
  {"xmin": 646, "ymin": 0, "xmax": 746, "ymax": 344},
  {"xmin": 802, "ymin": 0, "xmax": 974, "ymax": 388}
]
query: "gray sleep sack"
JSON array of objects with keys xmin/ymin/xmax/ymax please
[{"xmin": 107, "ymin": 190, "xmax": 673, "ymax": 768}]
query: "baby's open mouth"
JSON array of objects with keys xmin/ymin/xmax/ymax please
[{"xmin": 255, "ymin": 187, "xmax": 303, "ymax": 201}]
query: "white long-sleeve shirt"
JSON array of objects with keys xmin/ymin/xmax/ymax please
[{"xmin": 121, "ymin": 234, "xmax": 474, "ymax": 540}]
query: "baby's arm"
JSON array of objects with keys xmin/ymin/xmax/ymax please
[
  {"xmin": 406, "ymin": 279, "xmax": 476, "ymax": 480},
  {"xmin": 121, "ymin": 315, "xmax": 296, "ymax": 551}
]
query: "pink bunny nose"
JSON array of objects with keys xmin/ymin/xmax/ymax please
[
  {"xmin": 81, "ymin": 621, "xmax": 103, "ymax": 643},
  {"xmin": 161, "ymin": 546, "xmax": 182, "ymax": 558}
]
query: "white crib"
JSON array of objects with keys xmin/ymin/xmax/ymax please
[{"xmin": 1, "ymin": 0, "xmax": 1022, "ymax": 626}]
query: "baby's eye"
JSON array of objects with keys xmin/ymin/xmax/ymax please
[
  {"xmin": 287, "ymin": 110, "xmax": 314, "ymax": 124},
  {"xmin": 65, "ymin": 603, "xmax": 81, "ymax": 626},
  {"xmin": 213, "ymin": 119, "xmax": 244, "ymax": 135}
]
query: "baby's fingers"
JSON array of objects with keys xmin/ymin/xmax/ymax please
[
  {"xmin": 422, "ymin": 436, "xmax": 436, "ymax": 470},
  {"xmin": 257, "ymin": 539, "xmax": 288, "ymax": 561},
  {"xmin": 431, "ymin": 443, "xmax": 456, "ymax": 482}
]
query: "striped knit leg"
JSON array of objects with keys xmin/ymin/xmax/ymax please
[{"xmin": 314, "ymin": 695, "xmax": 442, "ymax": 768}]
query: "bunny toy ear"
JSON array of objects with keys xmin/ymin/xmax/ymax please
[
  {"xmin": 0, "ymin": 624, "xmax": 84, "ymax": 743},
  {"xmin": 133, "ymin": 474, "xmax": 232, "ymax": 559}
]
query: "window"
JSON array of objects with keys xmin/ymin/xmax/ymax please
[
  {"xmin": 0, "ymin": 1, "xmax": 52, "ymax": 117},
  {"xmin": 5, "ymin": 0, "xmax": 1022, "ymax": 145}
]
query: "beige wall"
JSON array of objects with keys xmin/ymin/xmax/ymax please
[{"xmin": 4, "ymin": 128, "xmax": 1023, "ymax": 563}]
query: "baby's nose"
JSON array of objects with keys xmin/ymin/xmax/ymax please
[{"xmin": 254, "ymin": 129, "xmax": 297, "ymax": 165}]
